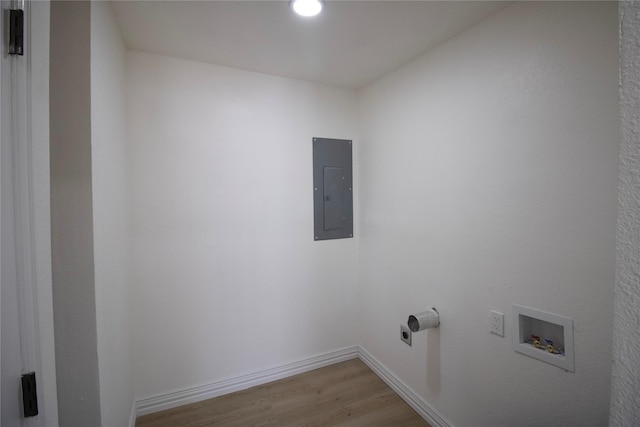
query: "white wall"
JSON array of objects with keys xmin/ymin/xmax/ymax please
[
  {"xmin": 610, "ymin": 1, "xmax": 640, "ymax": 425},
  {"xmin": 50, "ymin": 2, "xmax": 102, "ymax": 425},
  {"xmin": 90, "ymin": 2, "xmax": 135, "ymax": 426},
  {"xmin": 127, "ymin": 52, "xmax": 359, "ymax": 399},
  {"xmin": 357, "ymin": 2, "xmax": 618, "ymax": 426}
]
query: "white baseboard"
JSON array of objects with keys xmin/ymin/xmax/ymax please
[
  {"xmin": 134, "ymin": 345, "xmax": 451, "ymax": 427},
  {"xmin": 357, "ymin": 347, "xmax": 452, "ymax": 427},
  {"xmin": 129, "ymin": 400, "xmax": 138, "ymax": 427},
  {"xmin": 135, "ymin": 346, "xmax": 359, "ymax": 417}
]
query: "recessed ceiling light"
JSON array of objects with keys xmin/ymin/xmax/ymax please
[{"xmin": 291, "ymin": 0, "xmax": 323, "ymax": 17}]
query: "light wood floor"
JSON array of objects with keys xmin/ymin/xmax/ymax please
[{"xmin": 135, "ymin": 359, "xmax": 431, "ymax": 427}]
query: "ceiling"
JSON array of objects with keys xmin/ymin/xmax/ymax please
[{"xmin": 112, "ymin": 1, "xmax": 508, "ymax": 89}]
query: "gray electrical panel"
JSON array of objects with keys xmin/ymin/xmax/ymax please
[{"xmin": 313, "ymin": 137, "xmax": 353, "ymax": 240}]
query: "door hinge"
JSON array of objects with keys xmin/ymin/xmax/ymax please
[
  {"xmin": 9, "ymin": 9, "xmax": 24, "ymax": 56},
  {"xmin": 21, "ymin": 372, "xmax": 39, "ymax": 417}
]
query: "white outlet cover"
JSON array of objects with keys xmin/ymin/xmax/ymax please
[
  {"xmin": 400, "ymin": 325, "xmax": 412, "ymax": 346},
  {"xmin": 490, "ymin": 310, "xmax": 504, "ymax": 336}
]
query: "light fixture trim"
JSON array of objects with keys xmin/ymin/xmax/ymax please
[{"xmin": 291, "ymin": 0, "xmax": 323, "ymax": 17}]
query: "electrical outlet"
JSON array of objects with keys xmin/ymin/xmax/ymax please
[
  {"xmin": 400, "ymin": 325, "xmax": 412, "ymax": 346},
  {"xmin": 490, "ymin": 310, "xmax": 504, "ymax": 336}
]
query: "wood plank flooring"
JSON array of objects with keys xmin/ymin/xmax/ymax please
[{"xmin": 135, "ymin": 359, "xmax": 431, "ymax": 427}]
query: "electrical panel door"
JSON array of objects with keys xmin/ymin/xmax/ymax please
[{"xmin": 313, "ymin": 138, "xmax": 353, "ymax": 240}]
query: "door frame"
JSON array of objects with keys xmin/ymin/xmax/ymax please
[{"xmin": 1, "ymin": 1, "xmax": 56, "ymax": 425}]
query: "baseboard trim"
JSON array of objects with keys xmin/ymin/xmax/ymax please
[
  {"xmin": 135, "ymin": 346, "xmax": 359, "ymax": 417},
  {"xmin": 358, "ymin": 347, "xmax": 452, "ymax": 427},
  {"xmin": 135, "ymin": 345, "xmax": 452, "ymax": 427},
  {"xmin": 129, "ymin": 400, "xmax": 138, "ymax": 427}
]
